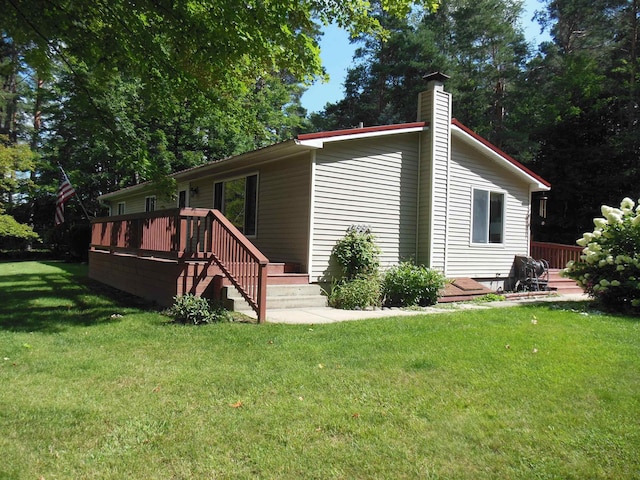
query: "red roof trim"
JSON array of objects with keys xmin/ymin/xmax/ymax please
[
  {"xmin": 451, "ymin": 119, "xmax": 551, "ymax": 188},
  {"xmin": 297, "ymin": 121, "xmax": 427, "ymax": 141}
]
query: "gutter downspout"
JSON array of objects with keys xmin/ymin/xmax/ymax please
[{"xmin": 416, "ymin": 129, "xmax": 422, "ymax": 260}]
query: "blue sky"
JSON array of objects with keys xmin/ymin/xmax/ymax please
[{"xmin": 301, "ymin": 0, "xmax": 551, "ymax": 113}]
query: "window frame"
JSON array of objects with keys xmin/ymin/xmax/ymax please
[
  {"xmin": 213, "ymin": 173, "xmax": 259, "ymax": 237},
  {"xmin": 145, "ymin": 195, "xmax": 156, "ymax": 213},
  {"xmin": 117, "ymin": 202, "xmax": 126, "ymax": 215},
  {"xmin": 178, "ymin": 190, "xmax": 187, "ymax": 208},
  {"xmin": 470, "ymin": 187, "xmax": 505, "ymax": 245}
]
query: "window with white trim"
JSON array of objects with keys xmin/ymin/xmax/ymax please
[
  {"xmin": 472, "ymin": 189, "xmax": 504, "ymax": 244},
  {"xmin": 117, "ymin": 202, "xmax": 126, "ymax": 215},
  {"xmin": 145, "ymin": 196, "xmax": 156, "ymax": 212},
  {"xmin": 214, "ymin": 174, "xmax": 258, "ymax": 235}
]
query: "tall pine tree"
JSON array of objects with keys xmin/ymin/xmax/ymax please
[{"xmin": 528, "ymin": 0, "xmax": 639, "ymax": 243}]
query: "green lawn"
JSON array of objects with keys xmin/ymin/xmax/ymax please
[{"xmin": 1, "ymin": 261, "xmax": 639, "ymax": 479}]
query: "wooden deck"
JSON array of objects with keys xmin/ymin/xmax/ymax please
[
  {"xmin": 530, "ymin": 241, "xmax": 582, "ymax": 269},
  {"xmin": 439, "ymin": 278, "xmax": 494, "ymax": 303},
  {"xmin": 89, "ymin": 212, "xmax": 585, "ymax": 316},
  {"xmin": 90, "ymin": 208, "xmax": 270, "ymax": 322}
]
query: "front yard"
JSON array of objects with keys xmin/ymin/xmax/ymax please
[{"xmin": 1, "ymin": 261, "xmax": 639, "ymax": 479}]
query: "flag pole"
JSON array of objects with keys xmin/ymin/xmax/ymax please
[{"xmin": 57, "ymin": 164, "xmax": 92, "ymax": 221}]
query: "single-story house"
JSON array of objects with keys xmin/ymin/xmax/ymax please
[{"xmin": 90, "ymin": 72, "xmax": 550, "ymax": 320}]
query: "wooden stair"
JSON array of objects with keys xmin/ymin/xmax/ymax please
[
  {"xmin": 546, "ymin": 269, "xmax": 584, "ymax": 294},
  {"xmin": 223, "ymin": 283, "xmax": 328, "ymax": 312}
]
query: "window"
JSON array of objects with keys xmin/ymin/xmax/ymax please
[
  {"xmin": 145, "ymin": 196, "xmax": 156, "ymax": 212},
  {"xmin": 178, "ymin": 190, "xmax": 187, "ymax": 208},
  {"xmin": 214, "ymin": 174, "xmax": 258, "ymax": 235},
  {"xmin": 117, "ymin": 202, "xmax": 126, "ymax": 215},
  {"xmin": 472, "ymin": 189, "xmax": 504, "ymax": 244}
]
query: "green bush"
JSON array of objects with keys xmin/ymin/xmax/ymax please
[
  {"xmin": 471, "ymin": 293, "xmax": 506, "ymax": 303},
  {"xmin": 563, "ymin": 197, "xmax": 640, "ymax": 313},
  {"xmin": 331, "ymin": 226, "xmax": 380, "ymax": 281},
  {"xmin": 0, "ymin": 214, "xmax": 39, "ymax": 242},
  {"xmin": 166, "ymin": 294, "xmax": 232, "ymax": 324},
  {"xmin": 382, "ymin": 262, "xmax": 446, "ymax": 307},
  {"xmin": 328, "ymin": 276, "xmax": 382, "ymax": 310}
]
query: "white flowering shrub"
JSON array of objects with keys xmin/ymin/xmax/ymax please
[{"xmin": 563, "ymin": 197, "xmax": 640, "ymax": 312}]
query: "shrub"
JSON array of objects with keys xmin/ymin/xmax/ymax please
[
  {"xmin": 471, "ymin": 293, "xmax": 506, "ymax": 303},
  {"xmin": 331, "ymin": 226, "xmax": 380, "ymax": 281},
  {"xmin": 166, "ymin": 294, "xmax": 232, "ymax": 324},
  {"xmin": 563, "ymin": 197, "xmax": 640, "ymax": 313},
  {"xmin": 0, "ymin": 214, "xmax": 39, "ymax": 242},
  {"xmin": 328, "ymin": 276, "xmax": 382, "ymax": 310},
  {"xmin": 382, "ymin": 262, "xmax": 446, "ymax": 307}
]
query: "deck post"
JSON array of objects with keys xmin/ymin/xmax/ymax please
[
  {"xmin": 257, "ymin": 260, "xmax": 269, "ymax": 323},
  {"xmin": 178, "ymin": 211, "xmax": 187, "ymax": 254}
]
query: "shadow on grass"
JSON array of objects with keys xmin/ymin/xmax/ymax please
[
  {"xmin": 0, "ymin": 261, "xmax": 157, "ymax": 333},
  {"xmin": 531, "ymin": 299, "xmax": 593, "ymax": 311},
  {"xmin": 525, "ymin": 298, "xmax": 640, "ymax": 320}
]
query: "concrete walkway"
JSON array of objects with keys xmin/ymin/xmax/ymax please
[{"xmin": 264, "ymin": 293, "xmax": 590, "ymax": 324}]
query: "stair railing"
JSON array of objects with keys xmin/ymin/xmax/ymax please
[
  {"xmin": 203, "ymin": 209, "xmax": 269, "ymax": 322},
  {"xmin": 91, "ymin": 208, "xmax": 269, "ymax": 322}
]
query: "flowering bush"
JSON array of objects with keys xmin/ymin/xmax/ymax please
[{"xmin": 563, "ymin": 197, "xmax": 640, "ymax": 312}]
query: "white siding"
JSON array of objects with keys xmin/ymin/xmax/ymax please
[
  {"xmin": 103, "ymin": 155, "xmax": 312, "ymax": 268},
  {"xmin": 416, "ymin": 87, "xmax": 452, "ymax": 270},
  {"xmin": 429, "ymin": 90, "xmax": 452, "ymax": 272},
  {"xmin": 310, "ymin": 134, "xmax": 420, "ymax": 282},
  {"xmin": 187, "ymin": 158, "xmax": 311, "ymax": 266},
  {"xmin": 108, "ymin": 191, "xmax": 173, "ymax": 213},
  {"xmin": 445, "ymin": 139, "xmax": 531, "ymax": 278},
  {"xmin": 252, "ymin": 154, "xmax": 311, "ymax": 267},
  {"xmin": 125, "ymin": 194, "xmax": 146, "ymax": 213},
  {"xmin": 417, "ymin": 92, "xmax": 433, "ymax": 265},
  {"xmin": 188, "ymin": 179, "xmax": 213, "ymax": 209}
]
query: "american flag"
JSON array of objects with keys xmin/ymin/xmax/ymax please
[{"xmin": 55, "ymin": 178, "xmax": 76, "ymax": 225}]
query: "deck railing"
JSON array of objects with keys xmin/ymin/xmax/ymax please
[
  {"xmin": 91, "ymin": 208, "xmax": 179, "ymax": 257},
  {"xmin": 205, "ymin": 209, "xmax": 269, "ymax": 322},
  {"xmin": 91, "ymin": 208, "xmax": 269, "ymax": 322},
  {"xmin": 530, "ymin": 241, "xmax": 584, "ymax": 269}
]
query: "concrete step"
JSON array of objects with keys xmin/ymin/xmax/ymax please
[
  {"xmin": 223, "ymin": 284, "xmax": 324, "ymax": 298},
  {"xmin": 222, "ymin": 283, "xmax": 327, "ymax": 312}
]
